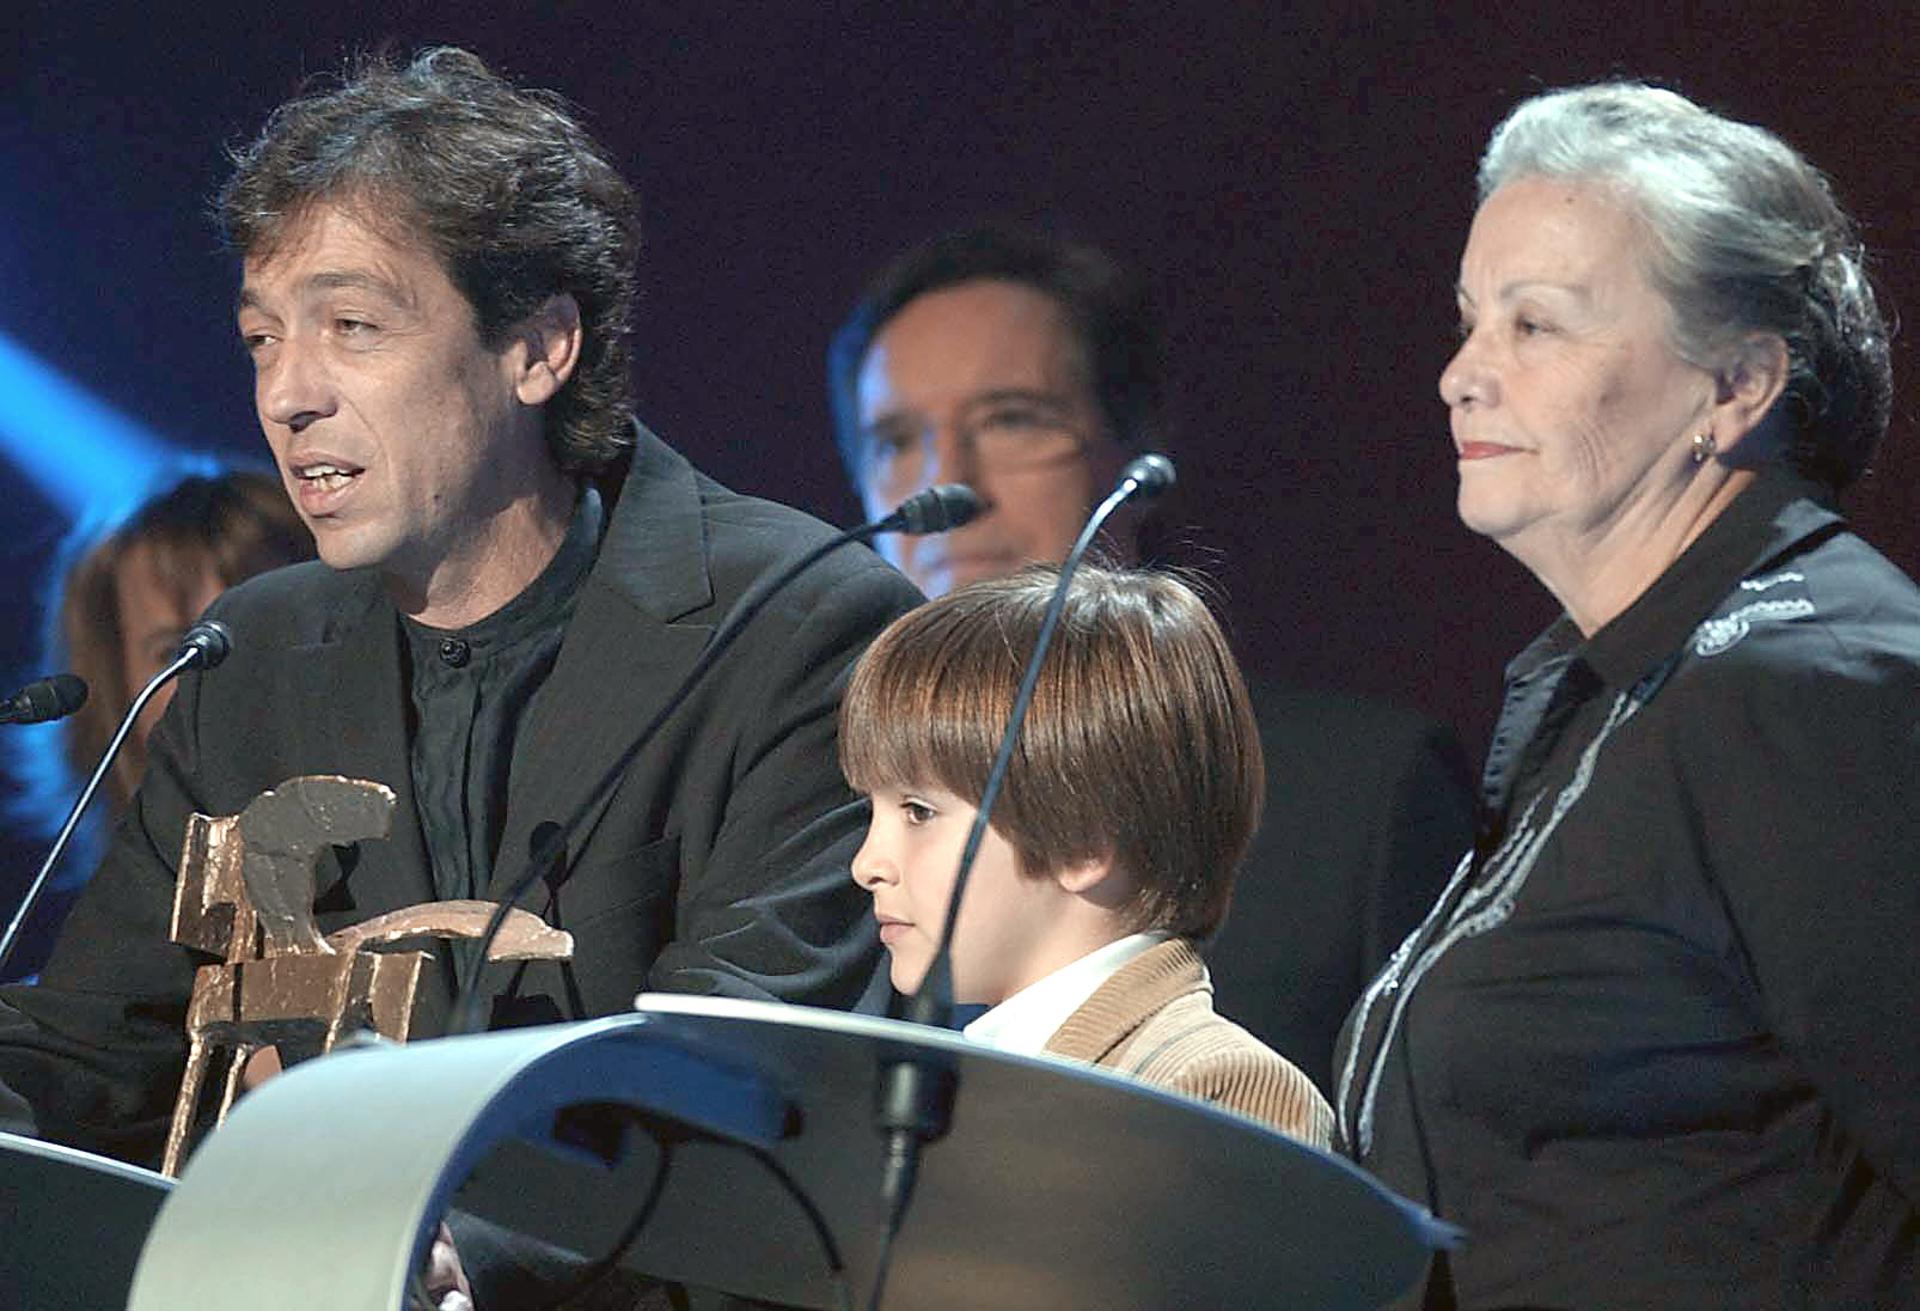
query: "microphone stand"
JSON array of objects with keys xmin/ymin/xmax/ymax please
[
  {"xmin": 0, "ymin": 621, "xmax": 232, "ymax": 977},
  {"xmin": 865, "ymin": 454, "xmax": 1175, "ymax": 1310}
]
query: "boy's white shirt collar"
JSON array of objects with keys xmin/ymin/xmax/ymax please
[{"xmin": 961, "ymin": 931, "xmax": 1170, "ymax": 1057}]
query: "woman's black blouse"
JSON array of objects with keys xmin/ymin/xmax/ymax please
[{"xmin": 1337, "ymin": 469, "xmax": 1920, "ymax": 1310}]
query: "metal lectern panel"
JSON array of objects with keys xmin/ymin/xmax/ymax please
[
  {"xmin": 127, "ymin": 1003, "xmax": 1444, "ymax": 1309},
  {"xmin": 2, "ymin": 1130, "xmax": 173, "ymax": 1310}
]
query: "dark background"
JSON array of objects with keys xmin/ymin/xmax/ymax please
[{"xmin": 4, "ymin": 3, "xmax": 1918, "ymax": 894}]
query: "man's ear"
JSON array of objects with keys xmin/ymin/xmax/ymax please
[
  {"xmin": 1710, "ymin": 331, "xmax": 1790, "ymax": 457},
  {"xmin": 511, "ymin": 293, "xmax": 583, "ymax": 406}
]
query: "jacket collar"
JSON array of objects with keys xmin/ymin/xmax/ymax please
[
  {"xmin": 589, "ymin": 420, "xmax": 715, "ymax": 623},
  {"xmin": 1044, "ymin": 938, "xmax": 1210, "ymax": 1064},
  {"xmin": 1512, "ymin": 466, "xmax": 1845, "ymax": 695}
]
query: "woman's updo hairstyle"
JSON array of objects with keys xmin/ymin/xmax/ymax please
[{"xmin": 1480, "ymin": 82, "xmax": 1891, "ymax": 492}]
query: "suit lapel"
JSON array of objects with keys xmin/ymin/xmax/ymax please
[
  {"xmin": 491, "ymin": 583, "xmax": 709, "ymax": 894},
  {"xmin": 490, "ymin": 425, "xmax": 717, "ymax": 898},
  {"xmin": 302, "ymin": 575, "xmax": 436, "ymax": 909}
]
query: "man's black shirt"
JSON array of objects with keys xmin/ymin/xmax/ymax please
[{"xmin": 403, "ymin": 486, "xmax": 602, "ymax": 909}]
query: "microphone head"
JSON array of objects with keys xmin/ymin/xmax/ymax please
[
  {"xmin": 1120, "ymin": 453, "xmax": 1176, "ymax": 501},
  {"xmin": 529, "ymin": 820, "xmax": 570, "ymax": 886},
  {"xmin": 177, "ymin": 619, "xmax": 233, "ymax": 670},
  {"xmin": 43, "ymin": 673, "xmax": 89, "ymax": 719},
  {"xmin": 7, "ymin": 674, "xmax": 89, "ymax": 725},
  {"xmin": 892, "ymin": 484, "xmax": 987, "ymax": 535}
]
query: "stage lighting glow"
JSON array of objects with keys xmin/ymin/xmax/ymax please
[{"xmin": 0, "ymin": 330, "xmax": 173, "ymax": 517}]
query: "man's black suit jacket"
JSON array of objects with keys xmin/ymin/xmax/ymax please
[{"xmin": 0, "ymin": 424, "xmax": 923, "ymax": 1166}]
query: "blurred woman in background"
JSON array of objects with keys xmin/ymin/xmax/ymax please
[{"xmin": 7, "ymin": 464, "xmax": 310, "ymax": 917}]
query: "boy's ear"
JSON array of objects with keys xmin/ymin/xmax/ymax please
[{"xmin": 1053, "ymin": 855, "xmax": 1120, "ymax": 897}]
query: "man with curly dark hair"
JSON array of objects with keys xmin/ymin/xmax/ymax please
[{"xmin": 0, "ymin": 48, "xmax": 919, "ymax": 1187}]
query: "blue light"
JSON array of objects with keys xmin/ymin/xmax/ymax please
[{"xmin": 0, "ymin": 330, "xmax": 175, "ymax": 516}]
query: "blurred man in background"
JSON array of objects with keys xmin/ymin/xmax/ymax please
[{"xmin": 830, "ymin": 223, "xmax": 1474, "ymax": 1091}]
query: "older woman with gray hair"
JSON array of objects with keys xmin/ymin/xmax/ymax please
[{"xmin": 1336, "ymin": 83, "xmax": 1917, "ymax": 1309}]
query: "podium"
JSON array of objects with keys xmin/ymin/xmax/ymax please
[
  {"xmin": 1, "ymin": 1130, "xmax": 173, "ymax": 1309},
  {"xmin": 129, "ymin": 998, "xmax": 1451, "ymax": 1309}
]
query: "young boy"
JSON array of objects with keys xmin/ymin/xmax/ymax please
[{"xmin": 841, "ymin": 565, "xmax": 1332, "ymax": 1145}]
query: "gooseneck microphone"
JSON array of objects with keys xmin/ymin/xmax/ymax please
[
  {"xmin": 913, "ymin": 454, "xmax": 1172, "ymax": 1019},
  {"xmin": 445, "ymin": 484, "xmax": 987, "ymax": 1034},
  {"xmin": 913, "ymin": 455, "xmax": 1170, "ymax": 1023},
  {"xmin": 0, "ymin": 674, "xmax": 89, "ymax": 726},
  {"xmin": 174, "ymin": 620, "xmax": 233, "ymax": 671},
  {"xmin": 0, "ymin": 620, "xmax": 233, "ymax": 976},
  {"xmin": 864, "ymin": 454, "xmax": 1175, "ymax": 1309},
  {"xmin": 880, "ymin": 483, "xmax": 980, "ymax": 536}
]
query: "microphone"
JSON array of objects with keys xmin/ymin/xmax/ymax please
[
  {"xmin": 0, "ymin": 674, "xmax": 89, "ymax": 726},
  {"xmin": 447, "ymin": 821, "xmax": 567, "ymax": 1037},
  {"xmin": 877, "ymin": 483, "xmax": 985, "ymax": 536},
  {"xmin": 914, "ymin": 457, "xmax": 1172, "ymax": 1021},
  {"xmin": 0, "ymin": 621, "xmax": 237, "ymax": 976},
  {"xmin": 176, "ymin": 619, "xmax": 233, "ymax": 671},
  {"xmin": 443, "ymin": 486, "xmax": 984, "ymax": 1034},
  {"xmin": 868, "ymin": 455, "xmax": 1177, "ymax": 1273},
  {"xmin": 1118, "ymin": 452, "xmax": 1176, "ymax": 501}
]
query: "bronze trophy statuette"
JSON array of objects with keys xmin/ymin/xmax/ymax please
[{"xmin": 162, "ymin": 774, "xmax": 572, "ymax": 1175}]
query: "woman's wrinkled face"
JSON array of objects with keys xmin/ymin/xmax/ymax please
[{"xmin": 1439, "ymin": 176, "xmax": 1719, "ymax": 562}]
